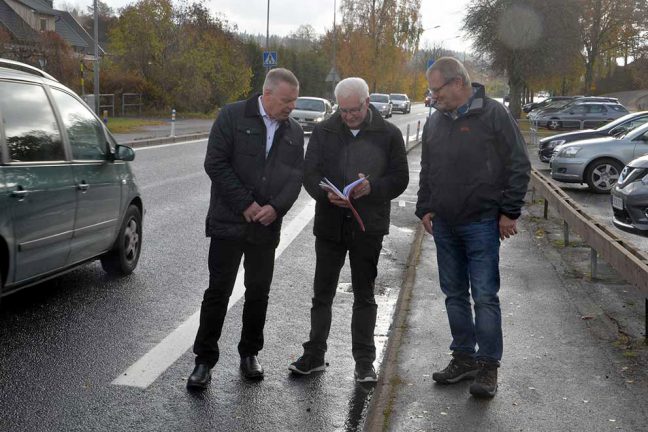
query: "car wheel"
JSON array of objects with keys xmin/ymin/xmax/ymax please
[
  {"xmin": 101, "ymin": 204, "xmax": 142, "ymax": 276},
  {"xmin": 584, "ymin": 158, "xmax": 623, "ymax": 194},
  {"xmin": 547, "ymin": 119, "xmax": 561, "ymax": 130}
]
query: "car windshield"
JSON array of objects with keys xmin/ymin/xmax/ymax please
[
  {"xmin": 596, "ymin": 113, "xmax": 646, "ymax": 132},
  {"xmin": 390, "ymin": 94, "xmax": 406, "ymax": 100},
  {"xmin": 295, "ymin": 98, "xmax": 325, "ymax": 112},
  {"xmin": 544, "ymin": 100, "xmax": 574, "ymax": 110},
  {"xmin": 370, "ymin": 94, "xmax": 389, "ymax": 103}
]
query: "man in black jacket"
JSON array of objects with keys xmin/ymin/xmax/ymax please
[
  {"xmin": 187, "ymin": 68, "xmax": 304, "ymax": 390},
  {"xmin": 416, "ymin": 57, "xmax": 530, "ymax": 398},
  {"xmin": 289, "ymin": 77, "xmax": 409, "ymax": 383}
]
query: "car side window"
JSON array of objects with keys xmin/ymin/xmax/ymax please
[
  {"xmin": 589, "ymin": 105, "xmax": 605, "ymax": 113},
  {"xmin": 51, "ymin": 88, "xmax": 107, "ymax": 161},
  {"xmin": 571, "ymin": 105, "xmax": 587, "ymax": 114},
  {"xmin": 0, "ymin": 81, "xmax": 64, "ymax": 162}
]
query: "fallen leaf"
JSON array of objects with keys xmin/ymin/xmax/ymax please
[
  {"xmin": 583, "ymin": 400, "xmax": 589, "ymax": 403},
  {"xmin": 609, "ymin": 419, "xmax": 616, "ymax": 422},
  {"xmin": 528, "ymin": 387, "xmax": 536, "ymax": 390},
  {"xmin": 440, "ymin": 412, "xmax": 447, "ymax": 416}
]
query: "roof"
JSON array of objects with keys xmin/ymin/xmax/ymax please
[
  {"xmin": 0, "ymin": 0, "xmax": 38, "ymax": 40},
  {"xmin": 54, "ymin": 11, "xmax": 87, "ymax": 50},
  {"xmin": 55, "ymin": 10, "xmax": 105, "ymax": 55},
  {"xmin": 16, "ymin": 0, "xmax": 55, "ymax": 15}
]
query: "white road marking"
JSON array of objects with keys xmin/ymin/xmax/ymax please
[
  {"xmin": 112, "ymin": 199, "xmax": 316, "ymax": 388},
  {"xmin": 132, "ymin": 138, "xmax": 207, "ymax": 151}
]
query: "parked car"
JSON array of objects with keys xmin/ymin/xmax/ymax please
[
  {"xmin": 538, "ymin": 111, "xmax": 648, "ymax": 162},
  {"xmin": 524, "ymin": 96, "xmax": 576, "ymax": 113},
  {"xmin": 549, "ymin": 121, "xmax": 648, "ymax": 193},
  {"xmin": 535, "ymin": 102, "xmax": 628, "ymax": 130},
  {"xmin": 369, "ymin": 93, "xmax": 392, "ymax": 118},
  {"xmin": 527, "ymin": 96, "xmax": 620, "ymax": 120},
  {"xmin": 0, "ymin": 58, "xmax": 143, "ymax": 302},
  {"xmin": 611, "ymin": 154, "xmax": 648, "ymax": 235},
  {"xmin": 289, "ymin": 96, "xmax": 333, "ymax": 132},
  {"xmin": 389, "ymin": 93, "xmax": 411, "ymax": 114}
]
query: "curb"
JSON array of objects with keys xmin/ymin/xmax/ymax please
[
  {"xmin": 363, "ymin": 222, "xmax": 425, "ymax": 432},
  {"xmin": 119, "ymin": 132, "xmax": 210, "ymax": 148}
]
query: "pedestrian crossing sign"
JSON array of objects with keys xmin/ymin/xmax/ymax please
[{"xmin": 263, "ymin": 51, "xmax": 278, "ymax": 67}]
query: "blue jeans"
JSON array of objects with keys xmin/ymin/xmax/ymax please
[{"xmin": 432, "ymin": 217, "xmax": 502, "ymax": 363}]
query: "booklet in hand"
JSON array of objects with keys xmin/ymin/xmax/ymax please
[{"xmin": 319, "ymin": 177, "xmax": 366, "ymax": 231}]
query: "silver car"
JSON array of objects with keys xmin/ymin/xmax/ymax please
[
  {"xmin": 611, "ymin": 154, "xmax": 648, "ymax": 235},
  {"xmin": 550, "ymin": 121, "xmax": 648, "ymax": 193},
  {"xmin": 289, "ymin": 97, "xmax": 333, "ymax": 132},
  {"xmin": 369, "ymin": 93, "xmax": 392, "ymax": 118},
  {"xmin": 389, "ymin": 93, "xmax": 411, "ymax": 114},
  {"xmin": 535, "ymin": 102, "xmax": 628, "ymax": 130}
]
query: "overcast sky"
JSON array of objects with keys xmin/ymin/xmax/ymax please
[{"xmin": 57, "ymin": 0, "xmax": 472, "ymax": 53}]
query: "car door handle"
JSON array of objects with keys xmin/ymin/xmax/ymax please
[
  {"xmin": 77, "ymin": 182, "xmax": 89, "ymax": 191},
  {"xmin": 10, "ymin": 187, "xmax": 28, "ymax": 199}
]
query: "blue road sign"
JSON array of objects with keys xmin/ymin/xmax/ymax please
[
  {"xmin": 263, "ymin": 51, "xmax": 278, "ymax": 67},
  {"xmin": 426, "ymin": 59, "xmax": 435, "ymax": 70}
]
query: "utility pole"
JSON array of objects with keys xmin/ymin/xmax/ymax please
[
  {"xmin": 93, "ymin": 0, "xmax": 100, "ymax": 114},
  {"xmin": 325, "ymin": 0, "xmax": 341, "ymax": 100}
]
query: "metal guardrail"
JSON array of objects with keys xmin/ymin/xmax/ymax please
[{"xmin": 530, "ymin": 168, "xmax": 648, "ymax": 338}]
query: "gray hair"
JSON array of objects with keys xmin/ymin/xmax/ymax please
[
  {"xmin": 263, "ymin": 68, "xmax": 299, "ymax": 92},
  {"xmin": 426, "ymin": 57, "xmax": 471, "ymax": 87},
  {"xmin": 334, "ymin": 77, "xmax": 369, "ymax": 103}
]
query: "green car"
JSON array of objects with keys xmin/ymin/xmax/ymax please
[{"xmin": 0, "ymin": 59, "xmax": 143, "ymax": 301}]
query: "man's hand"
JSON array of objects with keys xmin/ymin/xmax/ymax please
[
  {"xmin": 243, "ymin": 202, "xmax": 262, "ymax": 223},
  {"xmin": 328, "ymin": 192, "xmax": 350, "ymax": 208},
  {"xmin": 253, "ymin": 205, "xmax": 278, "ymax": 226},
  {"xmin": 422, "ymin": 212, "xmax": 434, "ymax": 235},
  {"xmin": 499, "ymin": 214, "xmax": 518, "ymax": 240},
  {"xmin": 352, "ymin": 173, "xmax": 371, "ymax": 199}
]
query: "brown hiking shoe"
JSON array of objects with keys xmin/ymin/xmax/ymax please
[
  {"xmin": 432, "ymin": 354, "xmax": 479, "ymax": 384},
  {"xmin": 469, "ymin": 363, "xmax": 498, "ymax": 398}
]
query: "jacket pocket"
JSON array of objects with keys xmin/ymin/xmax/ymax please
[{"xmin": 235, "ymin": 127, "xmax": 263, "ymax": 156}]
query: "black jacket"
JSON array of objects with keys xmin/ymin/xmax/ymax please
[
  {"xmin": 204, "ymin": 94, "xmax": 304, "ymax": 244},
  {"xmin": 304, "ymin": 106, "xmax": 409, "ymax": 241},
  {"xmin": 416, "ymin": 83, "xmax": 531, "ymax": 224}
]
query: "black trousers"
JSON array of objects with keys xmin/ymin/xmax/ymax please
[
  {"xmin": 193, "ymin": 237, "xmax": 276, "ymax": 368},
  {"xmin": 303, "ymin": 225, "xmax": 384, "ymax": 364}
]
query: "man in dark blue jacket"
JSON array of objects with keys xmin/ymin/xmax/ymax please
[
  {"xmin": 187, "ymin": 68, "xmax": 304, "ymax": 390},
  {"xmin": 416, "ymin": 57, "xmax": 530, "ymax": 398},
  {"xmin": 289, "ymin": 77, "xmax": 409, "ymax": 383}
]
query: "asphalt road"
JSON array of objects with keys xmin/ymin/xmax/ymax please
[{"xmin": 0, "ymin": 107, "xmax": 428, "ymax": 432}]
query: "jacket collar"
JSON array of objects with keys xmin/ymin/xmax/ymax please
[{"xmin": 244, "ymin": 92, "xmax": 295, "ymax": 128}]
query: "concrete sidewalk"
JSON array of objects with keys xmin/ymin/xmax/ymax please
[{"xmin": 367, "ymin": 214, "xmax": 648, "ymax": 431}]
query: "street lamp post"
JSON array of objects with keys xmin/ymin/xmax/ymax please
[
  {"xmin": 93, "ymin": 0, "xmax": 100, "ymax": 114},
  {"xmin": 265, "ymin": 0, "xmax": 270, "ymax": 72}
]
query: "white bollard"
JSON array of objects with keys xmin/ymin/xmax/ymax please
[{"xmin": 170, "ymin": 108, "xmax": 176, "ymax": 137}]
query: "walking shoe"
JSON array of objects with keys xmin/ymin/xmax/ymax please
[
  {"xmin": 289, "ymin": 355, "xmax": 326, "ymax": 375},
  {"xmin": 354, "ymin": 363, "xmax": 378, "ymax": 383},
  {"xmin": 432, "ymin": 354, "xmax": 479, "ymax": 384},
  {"xmin": 469, "ymin": 363, "xmax": 498, "ymax": 398},
  {"xmin": 186, "ymin": 364, "xmax": 212, "ymax": 390}
]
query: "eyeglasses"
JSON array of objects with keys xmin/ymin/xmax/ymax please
[
  {"xmin": 430, "ymin": 78, "xmax": 456, "ymax": 94},
  {"xmin": 338, "ymin": 102, "xmax": 365, "ymax": 115}
]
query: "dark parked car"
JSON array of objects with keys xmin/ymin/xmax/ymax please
[
  {"xmin": 535, "ymin": 102, "xmax": 628, "ymax": 130},
  {"xmin": 0, "ymin": 59, "xmax": 143, "ymax": 302},
  {"xmin": 611, "ymin": 154, "xmax": 648, "ymax": 235},
  {"xmin": 289, "ymin": 96, "xmax": 333, "ymax": 132},
  {"xmin": 523, "ymin": 96, "xmax": 576, "ymax": 113},
  {"xmin": 538, "ymin": 111, "xmax": 648, "ymax": 162},
  {"xmin": 389, "ymin": 93, "xmax": 411, "ymax": 114},
  {"xmin": 369, "ymin": 93, "xmax": 392, "ymax": 118}
]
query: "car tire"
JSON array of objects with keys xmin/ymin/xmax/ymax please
[
  {"xmin": 584, "ymin": 158, "xmax": 623, "ymax": 194},
  {"xmin": 100, "ymin": 204, "xmax": 142, "ymax": 276},
  {"xmin": 547, "ymin": 119, "xmax": 561, "ymax": 130}
]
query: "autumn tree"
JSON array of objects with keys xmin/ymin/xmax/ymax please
[
  {"xmin": 38, "ymin": 31, "xmax": 78, "ymax": 90},
  {"xmin": 465, "ymin": 0, "xmax": 581, "ymax": 118}
]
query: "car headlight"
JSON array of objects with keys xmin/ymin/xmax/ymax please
[
  {"xmin": 547, "ymin": 139, "xmax": 566, "ymax": 148},
  {"xmin": 313, "ymin": 116, "xmax": 324, "ymax": 123},
  {"xmin": 558, "ymin": 146, "xmax": 582, "ymax": 158}
]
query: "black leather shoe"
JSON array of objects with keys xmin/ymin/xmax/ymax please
[
  {"xmin": 240, "ymin": 355, "xmax": 264, "ymax": 380},
  {"xmin": 187, "ymin": 364, "xmax": 212, "ymax": 390}
]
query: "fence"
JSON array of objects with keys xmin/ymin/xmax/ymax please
[{"xmin": 122, "ymin": 93, "xmax": 143, "ymax": 116}]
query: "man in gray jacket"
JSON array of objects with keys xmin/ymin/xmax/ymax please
[
  {"xmin": 416, "ymin": 57, "xmax": 530, "ymax": 398},
  {"xmin": 187, "ymin": 68, "xmax": 304, "ymax": 390}
]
